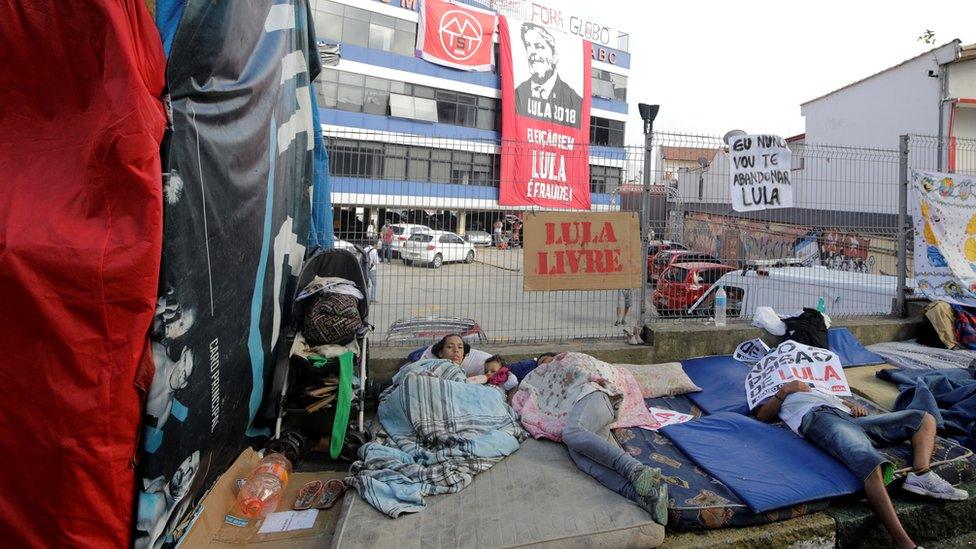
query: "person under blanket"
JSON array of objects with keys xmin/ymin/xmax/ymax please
[
  {"xmin": 513, "ymin": 352, "xmax": 668, "ymax": 525},
  {"xmin": 756, "ymin": 380, "xmax": 969, "ymax": 549},
  {"xmin": 483, "ymin": 355, "xmax": 518, "ymax": 392}
]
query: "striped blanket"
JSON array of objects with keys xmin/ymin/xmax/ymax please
[{"xmin": 346, "ymin": 359, "xmax": 527, "ymax": 517}]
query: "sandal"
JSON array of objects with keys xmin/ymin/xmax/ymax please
[
  {"xmin": 314, "ymin": 479, "xmax": 347, "ymax": 510},
  {"xmin": 294, "ymin": 480, "xmax": 324, "ymax": 510}
]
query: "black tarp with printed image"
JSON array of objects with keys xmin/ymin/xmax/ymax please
[{"xmin": 136, "ymin": 2, "xmax": 319, "ymax": 546}]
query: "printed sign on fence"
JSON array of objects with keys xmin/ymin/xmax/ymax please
[
  {"xmin": 646, "ymin": 407, "xmax": 695, "ymax": 430},
  {"xmin": 911, "ymin": 169, "xmax": 976, "ymax": 306},
  {"xmin": 523, "ymin": 212, "xmax": 641, "ymax": 291},
  {"xmin": 744, "ymin": 340, "xmax": 850, "ymax": 410},
  {"xmin": 729, "ymin": 134, "xmax": 793, "ymax": 212},
  {"xmin": 733, "ymin": 338, "xmax": 770, "ymax": 364}
]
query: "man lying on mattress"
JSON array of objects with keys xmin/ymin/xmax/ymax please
[{"xmin": 755, "ymin": 380, "xmax": 969, "ymax": 549}]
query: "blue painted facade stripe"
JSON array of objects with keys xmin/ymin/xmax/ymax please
[
  {"xmin": 320, "ymin": 108, "xmax": 628, "ymax": 160},
  {"xmin": 332, "ymin": 177, "xmax": 612, "ymax": 205},
  {"xmin": 338, "ymin": 43, "xmax": 629, "ymax": 114}
]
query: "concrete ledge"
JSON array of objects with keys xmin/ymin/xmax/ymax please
[
  {"xmin": 366, "ymin": 314, "xmax": 922, "ymax": 385},
  {"xmin": 829, "ymin": 480, "xmax": 976, "ymax": 548},
  {"xmin": 660, "ymin": 513, "xmax": 836, "ymax": 549}
]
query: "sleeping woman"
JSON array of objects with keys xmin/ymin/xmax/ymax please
[{"xmin": 512, "ymin": 352, "xmax": 668, "ymax": 525}]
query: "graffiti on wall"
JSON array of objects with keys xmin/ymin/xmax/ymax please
[
  {"xmin": 682, "ymin": 212, "xmax": 898, "ymax": 276},
  {"xmin": 819, "ymin": 230, "xmax": 876, "ymax": 273}
]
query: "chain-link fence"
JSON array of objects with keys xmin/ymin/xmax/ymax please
[
  {"xmin": 318, "ymin": 127, "xmax": 976, "ymax": 345},
  {"xmin": 319, "ymin": 128, "xmax": 635, "ymax": 345},
  {"xmin": 650, "ymin": 132, "xmax": 905, "ymax": 321}
]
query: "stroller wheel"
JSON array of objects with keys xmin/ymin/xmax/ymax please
[
  {"xmin": 339, "ymin": 430, "xmax": 369, "ymax": 462},
  {"xmin": 266, "ymin": 430, "xmax": 307, "ymax": 464}
]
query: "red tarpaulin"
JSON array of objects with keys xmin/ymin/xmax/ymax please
[{"xmin": 0, "ymin": 1, "xmax": 166, "ymax": 546}]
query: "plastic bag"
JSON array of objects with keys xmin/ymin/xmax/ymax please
[{"xmin": 752, "ymin": 306, "xmax": 787, "ymax": 336}]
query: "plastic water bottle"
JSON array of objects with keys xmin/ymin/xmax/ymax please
[
  {"xmin": 817, "ymin": 296, "xmax": 827, "ymax": 314},
  {"xmin": 714, "ymin": 286, "xmax": 727, "ymax": 327},
  {"xmin": 236, "ymin": 453, "xmax": 292, "ymax": 519}
]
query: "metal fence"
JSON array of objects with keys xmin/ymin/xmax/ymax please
[{"xmin": 318, "ymin": 127, "xmax": 976, "ymax": 346}]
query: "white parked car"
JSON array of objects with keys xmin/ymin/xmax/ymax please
[
  {"xmin": 401, "ymin": 231, "xmax": 475, "ymax": 268},
  {"xmin": 390, "ymin": 223, "xmax": 432, "ymax": 257},
  {"xmin": 463, "ymin": 230, "xmax": 492, "ymax": 246}
]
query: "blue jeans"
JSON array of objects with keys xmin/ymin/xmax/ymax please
[
  {"xmin": 380, "ymin": 243, "xmax": 392, "ymax": 262},
  {"xmin": 367, "ymin": 269, "xmax": 377, "ymax": 301},
  {"xmin": 799, "ymin": 407, "xmax": 927, "ymax": 483},
  {"xmin": 563, "ymin": 391, "xmax": 643, "ymax": 502}
]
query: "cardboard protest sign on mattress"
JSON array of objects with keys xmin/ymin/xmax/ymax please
[
  {"xmin": 911, "ymin": 169, "xmax": 976, "ymax": 306},
  {"xmin": 745, "ymin": 341, "xmax": 850, "ymax": 410},
  {"xmin": 136, "ymin": 2, "xmax": 315, "ymax": 547}
]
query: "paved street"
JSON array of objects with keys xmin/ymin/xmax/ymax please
[{"xmin": 369, "ymin": 247, "xmax": 648, "ymax": 344}]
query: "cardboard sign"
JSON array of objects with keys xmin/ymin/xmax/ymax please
[
  {"xmin": 498, "ymin": 15, "xmax": 591, "ymax": 209},
  {"xmin": 417, "ymin": 0, "xmax": 497, "ymax": 71},
  {"xmin": 729, "ymin": 134, "xmax": 793, "ymax": 212},
  {"xmin": 744, "ymin": 340, "xmax": 850, "ymax": 410},
  {"xmin": 647, "ymin": 407, "xmax": 695, "ymax": 430},
  {"xmin": 733, "ymin": 338, "xmax": 770, "ymax": 364},
  {"xmin": 911, "ymin": 169, "xmax": 976, "ymax": 306},
  {"xmin": 523, "ymin": 212, "xmax": 641, "ymax": 291}
]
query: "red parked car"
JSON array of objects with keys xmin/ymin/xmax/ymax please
[
  {"xmin": 648, "ymin": 250, "xmax": 719, "ymax": 283},
  {"xmin": 653, "ymin": 262, "xmax": 735, "ymax": 316}
]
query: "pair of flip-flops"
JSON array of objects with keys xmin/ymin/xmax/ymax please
[{"xmin": 293, "ymin": 479, "xmax": 346, "ymax": 511}]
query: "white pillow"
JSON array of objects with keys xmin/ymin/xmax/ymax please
[{"xmin": 420, "ymin": 346, "xmax": 492, "ymax": 377}]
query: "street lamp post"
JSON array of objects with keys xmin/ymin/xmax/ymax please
[{"xmin": 638, "ymin": 103, "xmax": 660, "ymax": 326}]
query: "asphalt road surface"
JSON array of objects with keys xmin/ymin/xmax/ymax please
[{"xmin": 368, "ymin": 247, "xmax": 648, "ymax": 345}]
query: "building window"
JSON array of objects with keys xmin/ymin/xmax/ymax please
[
  {"xmin": 313, "ymin": 0, "xmax": 417, "ymax": 56},
  {"xmin": 592, "ymin": 68, "xmax": 627, "ymax": 102},
  {"xmin": 326, "ymin": 139, "xmax": 619, "ymax": 196},
  {"xmin": 317, "ymin": 70, "xmax": 499, "ymax": 129},
  {"xmin": 590, "ymin": 164, "xmax": 622, "ymax": 194},
  {"xmin": 590, "ymin": 116, "xmax": 625, "ymax": 147}
]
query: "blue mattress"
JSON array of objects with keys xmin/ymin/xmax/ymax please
[
  {"xmin": 681, "ymin": 356, "xmax": 752, "ymax": 415},
  {"xmin": 829, "ymin": 328, "xmax": 885, "ymax": 367},
  {"xmin": 660, "ymin": 412, "xmax": 863, "ymax": 513}
]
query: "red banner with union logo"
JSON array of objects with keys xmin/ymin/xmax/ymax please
[
  {"xmin": 417, "ymin": 0, "xmax": 496, "ymax": 71},
  {"xmin": 499, "ymin": 15, "xmax": 591, "ymax": 210}
]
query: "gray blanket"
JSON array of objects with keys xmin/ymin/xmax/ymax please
[
  {"xmin": 347, "ymin": 359, "xmax": 526, "ymax": 517},
  {"xmin": 867, "ymin": 340, "xmax": 976, "ymax": 371}
]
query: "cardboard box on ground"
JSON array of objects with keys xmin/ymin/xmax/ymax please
[{"xmin": 175, "ymin": 448, "xmax": 346, "ymax": 548}]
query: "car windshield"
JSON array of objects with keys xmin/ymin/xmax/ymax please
[
  {"xmin": 392, "ymin": 226, "xmax": 406, "ymax": 235},
  {"xmin": 409, "ymin": 234, "xmax": 433, "ymax": 242},
  {"xmin": 698, "ymin": 269, "xmax": 728, "ymax": 284},
  {"xmin": 667, "ymin": 267, "xmax": 688, "ymax": 282}
]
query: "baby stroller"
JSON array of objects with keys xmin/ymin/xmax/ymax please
[{"xmin": 267, "ymin": 246, "xmax": 373, "ymax": 462}]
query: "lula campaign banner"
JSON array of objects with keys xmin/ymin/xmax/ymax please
[
  {"xmin": 417, "ymin": 0, "xmax": 497, "ymax": 71},
  {"xmin": 729, "ymin": 134, "xmax": 793, "ymax": 212},
  {"xmin": 745, "ymin": 341, "xmax": 850, "ymax": 410},
  {"xmin": 498, "ymin": 15, "xmax": 591, "ymax": 210},
  {"xmin": 912, "ymin": 169, "xmax": 976, "ymax": 306}
]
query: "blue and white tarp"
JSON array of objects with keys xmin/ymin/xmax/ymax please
[{"xmin": 912, "ymin": 169, "xmax": 976, "ymax": 307}]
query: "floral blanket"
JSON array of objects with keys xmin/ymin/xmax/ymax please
[{"xmin": 512, "ymin": 352, "xmax": 658, "ymax": 440}]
